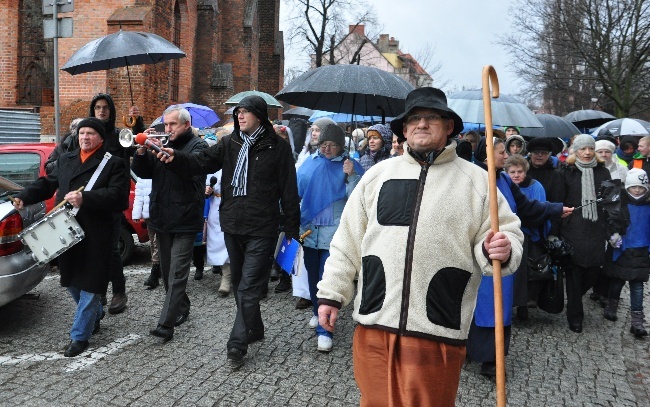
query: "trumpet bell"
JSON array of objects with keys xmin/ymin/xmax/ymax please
[{"xmin": 119, "ymin": 128, "xmax": 135, "ymax": 148}]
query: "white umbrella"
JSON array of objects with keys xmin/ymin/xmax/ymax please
[{"xmin": 592, "ymin": 118, "xmax": 650, "ymax": 137}]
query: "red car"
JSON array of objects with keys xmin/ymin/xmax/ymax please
[{"xmin": 0, "ymin": 143, "xmax": 149, "ymax": 264}]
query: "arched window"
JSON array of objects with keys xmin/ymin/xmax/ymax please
[{"xmin": 170, "ymin": 1, "xmax": 181, "ymax": 101}]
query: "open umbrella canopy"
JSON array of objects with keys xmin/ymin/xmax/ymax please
[
  {"xmin": 225, "ymin": 91, "xmax": 283, "ymax": 108},
  {"xmin": 61, "ymin": 30, "xmax": 185, "ymax": 75},
  {"xmin": 309, "ymin": 110, "xmax": 392, "ymax": 124},
  {"xmin": 563, "ymin": 109, "xmax": 615, "ymax": 129},
  {"xmin": 591, "ymin": 118, "xmax": 650, "ymax": 137},
  {"xmin": 282, "ymin": 107, "xmax": 314, "ymax": 120},
  {"xmin": 152, "ymin": 103, "xmax": 220, "ymax": 128},
  {"xmin": 448, "ymin": 90, "xmax": 543, "ymax": 128},
  {"xmin": 520, "ymin": 114, "xmax": 581, "ymax": 139},
  {"xmin": 275, "ymin": 64, "xmax": 414, "ymax": 119}
]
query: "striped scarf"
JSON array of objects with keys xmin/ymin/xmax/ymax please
[{"xmin": 231, "ymin": 126, "xmax": 263, "ymax": 196}]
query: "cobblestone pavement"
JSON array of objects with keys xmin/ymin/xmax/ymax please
[{"xmin": 1, "ymin": 243, "xmax": 649, "ymax": 406}]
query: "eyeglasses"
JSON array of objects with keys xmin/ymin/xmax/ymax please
[
  {"xmin": 94, "ymin": 105, "xmax": 110, "ymax": 111},
  {"xmin": 406, "ymin": 113, "xmax": 448, "ymax": 126},
  {"xmin": 531, "ymin": 150, "xmax": 551, "ymax": 156},
  {"xmin": 320, "ymin": 142, "xmax": 340, "ymax": 150},
  {"xmin": 235, "ymin": 109, "xmax": 250, "ymax": 116}
]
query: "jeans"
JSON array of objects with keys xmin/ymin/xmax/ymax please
[
  {"xmin": 67, "ymin": 287, "xmax": 102, "ymax": 341},
  {"xmin": 303, "ymin": 247, "xmax": 333, "ymax": 339},
  {"xmin": 157, "ymin": 232, "xmax": 195, "ymax": 327},
  {"xmin": 224, "ymin": 233, "xmax": 275, "ymax": 352},
  {"xmin": 609, "ymin": 279, "xmax": 645, "ymax": 312}
]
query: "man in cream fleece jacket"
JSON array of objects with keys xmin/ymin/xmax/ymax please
[{"xmin": 316, "ymin": 87, "xmax": 524, "ymax": 406}]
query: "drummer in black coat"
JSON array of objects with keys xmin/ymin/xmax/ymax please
[{"xmin": 13, "ymin": 117, "xmax": 129, "ymax": 357}]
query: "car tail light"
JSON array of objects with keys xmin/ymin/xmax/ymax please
[{"xmin": 0, "ymin": 212, "xmax": 24, "ymax": 256}]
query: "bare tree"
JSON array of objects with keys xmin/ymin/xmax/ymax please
[
  {"xmin": 501, "ymin": 0, "xmax": 650, "ymax": 118},
  {"xmin": 283, "ymin": 0, "xmax": 378, "ymax": 68}
]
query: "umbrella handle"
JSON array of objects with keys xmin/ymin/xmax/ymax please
[
  {"xmin": 123, "ymin": 116, "xmax": 137, "ymax": 128},
  {"xmin": 482, "ymin": 65, "xmax": 506, "ymax": 407}
]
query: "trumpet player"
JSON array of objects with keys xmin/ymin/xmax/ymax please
[{"xmin": 132, "ymin": 106, "xmax": 208, "ymax": 341}]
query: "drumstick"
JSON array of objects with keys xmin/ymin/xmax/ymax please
[{"xmin": 47, "ymin": 186, "xmax": 85, "ymax": 215}]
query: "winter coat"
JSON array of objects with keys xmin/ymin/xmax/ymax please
[
  {"xmin": 603, "ymin": 196, "xmax": 650, "ymax": 282},
  {"xmin": 131, "ymin": 128, "xmax": 207, "ymax": 234},
  {"xmin": 131, "ymin": 178, "xmax": 152, "ymax": 220},
  {"xmin": 167, "ymin": 127, "xmax": 300, "ymax": 239},
  {"xmin": 316, "ymin": 141, "xmax": 524, "ymax": 345},
  {"xmin": 16, "ymin": 146, "xmax": 129, "ymax": 293},
  {"xmin": 527, "ymin": 158, "xmax": 565, "ymax": 204},
  {"xmin": 556, "ymin": 162, "xmax": 612, "ymax": 267}
]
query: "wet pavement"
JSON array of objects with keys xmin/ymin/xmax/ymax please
[{"xmin": 1, "ymin": 242, "xmax": 649, "ymax": 406}]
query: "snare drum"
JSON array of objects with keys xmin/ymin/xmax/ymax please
[{"xmin": 19, "ymin": 207, "xmax": 85, "ymax": 265}]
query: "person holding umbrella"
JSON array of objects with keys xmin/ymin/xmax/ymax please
[
  {"xmin": 296, "ymin": 123, "xmax": 364, "ymax": 352},
  {"xmin": 315, "ymin": 87, "xmax": 524, "ymax": 405}
]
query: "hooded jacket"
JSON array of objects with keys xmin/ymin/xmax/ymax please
[
  {"xmin": 316, "ymin": 141, "xmax": 524, "ymax": 345},
  {"xmin": 166, "ymin": 95, "xmax": 300, "ymax": 239},
  {"xmin": 505, "ymin": 135, "xmax": 527, "ymax": 156}
]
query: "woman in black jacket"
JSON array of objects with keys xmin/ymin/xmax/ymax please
[{"xmin": 555, "ymin": 135, "xmax": 621, "ymax": 333}]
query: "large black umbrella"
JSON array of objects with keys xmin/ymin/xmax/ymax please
[
  {"xmin": 520, "ymin": 114, "xmax": 581, "ymax": 138},
  {"xmin": 564, "ymin": 109, "xmax": 615, "ymax": 129},
  {"xmin": 282, "ymin": 107, "xmax": 314, "ymax": 120},
  {"xmin": 275, "ymin": 64, "xmax": 414, "ymax": 121},
  {"xmin": 61, "ymin": 30, "xmax": 186, "ymax": 104}
]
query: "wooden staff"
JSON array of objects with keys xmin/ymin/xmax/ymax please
[
  {"xmin": 482, "ymin": 65, "xmax": 506, "ymax": 407},
  {"xmin": 46, "ymin": 186, "xmax": 85, "ymax": 215}
]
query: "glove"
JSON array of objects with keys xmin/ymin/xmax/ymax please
[{"xmin": 609, "ymin": 233, "xmax": 622, "ymax": 248}]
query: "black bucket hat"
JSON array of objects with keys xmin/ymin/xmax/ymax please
[{"xmin": 390, "ymin": 87, "xmax": 464, "ymax": 138}]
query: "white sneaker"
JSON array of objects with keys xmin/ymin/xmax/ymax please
[
  {"xmin": 317, "ymin": 335, "xmax": 333, "ymax": 352},
  {"xmin": 308, "ymin": 315, "xmax": 318, "ymax": 328}
]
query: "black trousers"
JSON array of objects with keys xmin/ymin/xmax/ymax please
[
  {"xmin": 157, "ymin": 232, "xmax": 194, "ymax": 327},
  {"xmin": 565, "ymin": 264, "xmax": 600, "ymax": 324},
  {"xmin": 109, "ymin": 214, "xmax": 126, "ymax": 294},
  {"xmin": 224, "ymin": 233, "xmax": 275, "ymax": 353}
]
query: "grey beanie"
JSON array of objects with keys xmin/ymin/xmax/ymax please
[
  {"xmin": 313, "ymin": 117, "xmax": 337, "ymax": 130},
  {"xmin": 319, "ymin": 123, "xmax": 345, "ymax": 147},
  {"xmin": 572, "ymin": 134, "xmax": 595, "ymax": 151}
]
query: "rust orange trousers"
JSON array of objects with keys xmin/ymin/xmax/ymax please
[{"xmin": 353, "ymin": 325, "xmax": 466, "ymax": 407}]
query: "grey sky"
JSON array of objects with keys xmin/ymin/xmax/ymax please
[{"xmin": 280, "ymin": 0, "xmax": 521, "ymax": 95}]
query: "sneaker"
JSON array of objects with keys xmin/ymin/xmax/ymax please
[
  {"xmin": 317, "ymin": 335, "xmax": 333, "ymax": 352},
  {"xmin": 309, "ymin": 315, "xmax": 318, "ymax": 328}
]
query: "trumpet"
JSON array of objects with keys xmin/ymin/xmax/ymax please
[{"xmin": 118, "ymin": 128, "xmax": 169, "ymax": 148}]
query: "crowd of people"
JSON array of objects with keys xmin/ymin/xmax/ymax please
[{"xmin": 13, "ymin": 86, "xmax": 650, "ymax": 405}]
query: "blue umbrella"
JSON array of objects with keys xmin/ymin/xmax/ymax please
[
  {"xmin": 153, "ymin": 103, "xmax": 220, "ymax": 128},
  {"xmin": 309, "ymin": 110, "xmax": 392, "ymax": 124}
]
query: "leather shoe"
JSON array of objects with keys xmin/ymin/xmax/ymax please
[
  {"xmin": 480, "ymin": 362, "xmax": 497, "ymax": 378},
  {"xmin": 569, "ymin": 322, "xmax": 583, "ymax": 333},
  {"xmin": 247, "ymin": 331, "xmax": 264, "ymax": 344},
  {"xmin": 295, "ymin": 298, "xmax": 313, "ymax": 309},
  {"xmin": 194, "ymin": 269, "xmax": 203, "ymax": 280},
  {"xmin": 150, "ymin": 324, "xmax": 174, "ymax": 340},
  {"xmin": 92, "ymin": 320, "xmax": 100, "ymax": 335},
  {"xmin": 227, "ymin": 347, "xmax": 245, "ymax": 369},
  {"xmin": 108, "ymin": 292, "xmax": 127, "ymax": 314},
  {"xmin": 274, "ymin": 277, "xmax": 291, "ymax": 293},
  {"xmin": 174, "ymin": 312, "xmax": 189, "ymax": 327},
  {"xmin": 269, "ymin": 265, "xmax": 280, "ymax": 281},
  {"xmin": 64, "ymin": 340, "xmax": 89, "ymax": 357},
  {"xmin": 212, "ymin": 266, "xmax": 222, "ymax": 275}
]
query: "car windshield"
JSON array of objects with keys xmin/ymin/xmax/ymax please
[{"xmin": 0, "ymin": 152, "xmax": 41, "ymax": 187}]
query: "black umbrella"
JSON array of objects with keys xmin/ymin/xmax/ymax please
[
  {"xmin": 282, "ymin": 107, "xmax": 314, "ymax": 120},
  {"xmin": 520, "ymin": 114, "xmax": 581, "ymax": 139},
  {"xmin": 61, "ymin": 30, "xmax": 186, "ymax": 105},
  {"xmin": 563, "ymin": 109, "xmax": 615, "ymax": 129},
  {"xmin": 275, "ymin": 64, "xmax": 414, "ymax": 122}
]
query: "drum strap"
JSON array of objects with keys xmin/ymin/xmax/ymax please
[{"xmin": 70, "ymin": 152, "xmax": 112, "ymax": 216}]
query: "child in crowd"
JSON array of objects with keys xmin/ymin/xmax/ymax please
[{"xmin": 603, "ymin": 168, "xmax": 650, "ymax": 338}]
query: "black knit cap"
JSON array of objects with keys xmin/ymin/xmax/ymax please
[{"xmin": 76, "ymin": 117, "xmax": 106, "ymax": 139}]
